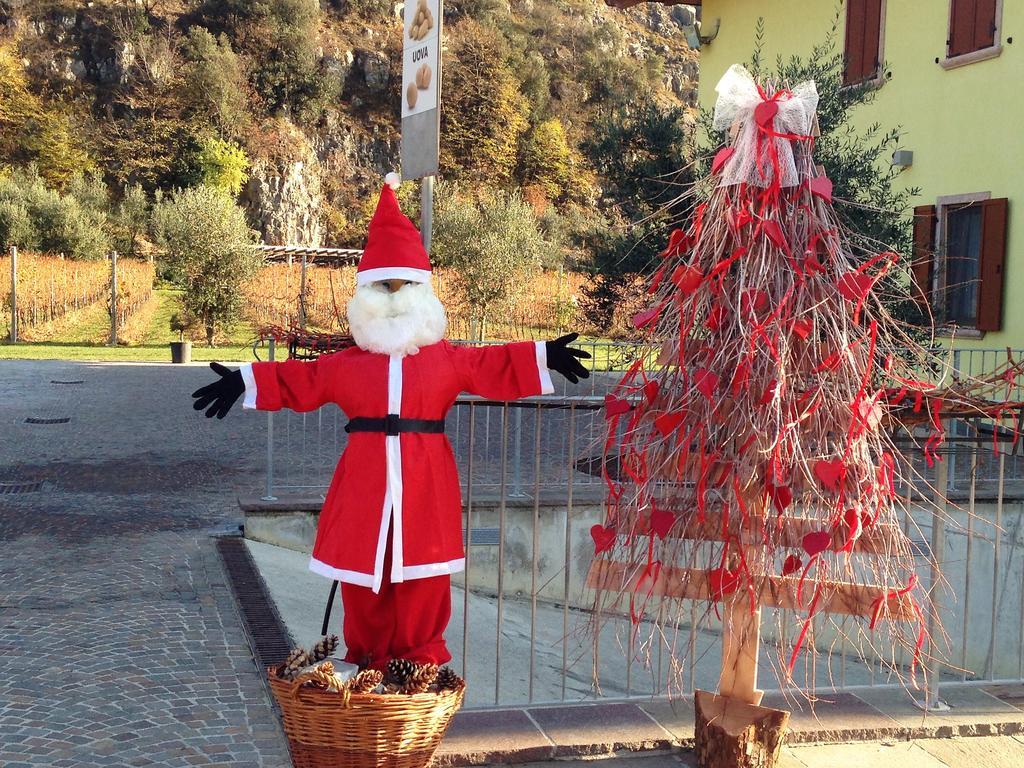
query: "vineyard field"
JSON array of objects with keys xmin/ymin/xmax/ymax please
[
  {"xmin": 0, "ymin": 253, "xmax": 155, "ymax": 342},
  {"xmin": 242, "ymin": 263, "xmax": 592, "ymax": 340}
]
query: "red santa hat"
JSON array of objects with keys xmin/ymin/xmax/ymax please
[{"xmin": 356, "ymin": 173, "xmax": 432, "ymax": 287}]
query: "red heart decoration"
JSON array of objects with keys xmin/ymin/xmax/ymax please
[
  {"xmin": 803, "ymin": 253, "xmax": 825, "ymax": 276},
  {"xmin": 591, "ymin": 524, "xmax": 616, "ymax": 554},
  {"xmin": 708, "ymin": 567, "xmax": 741, "ymax": 599},
  {"xmin": 791, "ymin": 318, "xmax": 813, "ymax": 340},
  {"xmin": 809, "ymin": 175, "xmax": 833, "ymax": 203},
  {"xmin": 837, "ymin": 271, "xmax": 874, "ymax": 302},
  {"xmin": 877, "ymin": 452, "xmax": 895, "ymax": 495},
  {"xmin": 782, "ymin": 554, "xmax": 802, "ymax": 576},
  {"xmin": 766, "ymin": 482, "xmax": 793, "ymax": 513},
  {"xmin": 712, "ymin": 146, "xmax": 735, "ymax": 175},
  {"xmin": 741, "ymin": 288, "xmax": 769, "ymax": 318},
  {"xmin": 661, "ymin": 228, "xmax": 689, "ymax": 258},
  {"xmin": 649, "ymin": 508, "xmax": 675, "ymax": 540},
  {"xmin": 644, "ymin": 381, "xmax": 660, "ymax": 405},
  {"xmin": 754, "ymin": 99, "xmax": 779, "ymax": 128},
  {"xmin": 758, "ymin": 379, "xmax": 781, "ymax": 406},
  {"xmin": 813, "ymin": 459, "xmax": 846, "ymax": 492},
  {"xmin": 706, "ymin": 304, "xmax": 726, "ymax": 332},
  {"xmin": 654, "ymin": 411, "xmax": 684, "ymax": 436},
  {"xmin": 762, "ymin": 220, "xmax": 787, "ymax": 250},
  {"xmin": 604, "ymin": 395, "xmax": 631, "ymax": 418},
  {"xmin": 856, "ymin": 399, "xmax": 884, "ymax": 431},
  {"xmin": 802, "ymin": 530, "xmax": 832, "ymax": 557},
  {"xmin": 730, "ymin": 358, "xmax": 750, "ymax": 396},
  {"xmin": 694, "ymin": 369, "xmax": 719, "ymax": 399},
  {"xmin": 839, "ymin": 508, "xmax": 863, "ymax": 552},
  {"xmin": 632, "ymin": 304, "xmax": 662, "ymax": 329},
  {"xmin": 647, "ymin": 266, "xmax": 667, "ymax": 294},
  {"xmin": 733, "ymin": 208, "xmax": 753, "ymax": 230},
  {"xmin": 672, "ymin": 264, "xmax": 703, "ymax": 294}
]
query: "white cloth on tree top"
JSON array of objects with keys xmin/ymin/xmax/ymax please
[{"xmin": 713, "ymin": 63, "xmax": 819, "ymax": 189}]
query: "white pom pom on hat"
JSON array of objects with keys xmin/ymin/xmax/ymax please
[{"xmin": 384, "ymin": 172, "xmax": 402, "ymax": 190}]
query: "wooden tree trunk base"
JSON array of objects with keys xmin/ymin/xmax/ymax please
[{"xmin": 694, "ymin": 689, "xmax": 790, "ymax": 768}]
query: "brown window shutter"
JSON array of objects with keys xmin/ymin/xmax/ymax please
[
  {"xmin": 912, "ymin": 205, "xmax": 937, "ymax": 311},
  {"xmin": 861, "ymin": 0, "xmax": 883, "ymax": 80},
  {"xmin": 844, "ymin": 0, "xmax": 867, "ymax": 85},
  {"xmin": 974, "ymin": 0, "xmax": 997, "ymax": 51},
  {"xmin": 976, "ymin": 197, "xmax": 1008, "ymax": 332},
  {"xmin": 949, "ymin": 0, "xmax": 978, "ymax": 57}
]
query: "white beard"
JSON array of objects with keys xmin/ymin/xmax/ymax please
[{"xmin": 347, "ymin": 282, "xmax": 448, "ymax": 357}]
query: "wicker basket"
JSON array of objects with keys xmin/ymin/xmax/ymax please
[{"xmin": 267, "ymin": 668, "xmax": 465, "ymax": 768}]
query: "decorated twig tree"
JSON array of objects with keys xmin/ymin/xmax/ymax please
[{"xmin": 585, "ymin": 64, "xmax": 952, "ymax": 767}]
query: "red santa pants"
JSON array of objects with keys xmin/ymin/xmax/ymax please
[{"xmin": 340, "ymin": 539, "xmax": 452, "ymax": 670}]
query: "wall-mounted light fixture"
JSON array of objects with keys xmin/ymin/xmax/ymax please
[
  {"xmin": 892, "ymin": 149, "xmax": 914, "ymax": 168},
  {"xmin": 684, "ymin": 17, "xmax": 721, "ymax": 49}
]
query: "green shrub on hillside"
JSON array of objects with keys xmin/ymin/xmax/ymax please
[
  {"xmin": 197, "ymin": 137, "xmax": 250, "ymax": 196},
  {"xmin": 184, "ymin": 28, "xmax": 252, "ymax": 137}
]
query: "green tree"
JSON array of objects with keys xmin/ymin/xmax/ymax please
[
  {"xmin": 581, "ymin": 100, "xmax": 691, "ymax": 330},
  {"xmin": 440, "ymin": 20, "xmax": 529, "ymax": 185},
  {"xmin": 0, "ymin": 39, "xmax": 92, "ymax": 187},
  {"xmin": 113, "ymin": 184, "xmax": 150, "ymax": 260},
  {"xmin": 183, "ymin": 28, "xmax": 252, "ymax": 137},
  {"xmin": 155, "ymin": 185, "xmax": 260, "ymax": 345},
  {"xmin": 197, "ymin": 137, "xmax": 250, "ymax": 196},
  {"xmin": 518, "ymin": 118, "xmax": 585, "ymax": 203},
  {"xmin": 432, "ymin": 184, "xmax": 546, "ymax": 339}
]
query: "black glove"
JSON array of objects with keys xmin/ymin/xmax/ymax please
[
  {"xmin": 545, "ymin": 333, "xmax": 592, "ymax": 384},
  {"xmin": 191, "ymin": 362, "xmax": 245, "ymax": 419}
]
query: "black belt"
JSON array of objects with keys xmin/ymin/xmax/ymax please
[{"xmin": 345, "ymin": 414, "xmax": 446, "ymax": 436}]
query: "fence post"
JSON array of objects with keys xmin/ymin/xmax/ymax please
[
  {"xmin": 263, "ymin": 338, "xmax": 278, "ymax": 501},
  {"xmin": 8, "ymin": 245, "xmax": 16, "ymax": 343},
  {"xmin": 925, "ymin": 431, "xmax": 950, "ymax": 710},
  {"xmin": 299, "ymin": 251, "xmax": 308, "ymax": 330},
  {"xmin": 108, "ymin": 250, "xmax": 118, "ymax": 346}
]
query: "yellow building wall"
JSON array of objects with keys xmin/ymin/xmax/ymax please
[{"xmin": 697, "ymin": 1, "xmax": 1024, "ymax": 353}]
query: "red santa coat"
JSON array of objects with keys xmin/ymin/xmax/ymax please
[{"xmin": 240, "ymin": 340, "xmax": 553, "ymax": 592}]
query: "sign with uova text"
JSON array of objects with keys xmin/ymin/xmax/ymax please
[{"xmin": 400, "ymin": 0, "xmax": 442, "ymax": 179}]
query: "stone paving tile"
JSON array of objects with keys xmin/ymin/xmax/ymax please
[
  {"xmin": 785, "ymin": 741, "xmax": 949, "ymax": 768},
  {"xmin": 759, "ymin": 692, "xmax": 899, "ymax": 743},
  {"xmin": 435, "ymin": 709, "xmax": 554, "ymax": 765},
  {"xmin": 526, "ymin": 702, "xmax": 674, "ymax": 756},
  {"xmin": 917, "ymin": 734, "xmax": 1024, "ymax": 767},
  {"xmin": 856, "ymin": 684, "xmax": 1024, "ymax": 738},
  {"xmin": 0, "ymin": 362, "xmax": 288, "ymax": 767},
  {"xmin": 639, "ymin": 697, "xmax": 696, "ymax": 743}
]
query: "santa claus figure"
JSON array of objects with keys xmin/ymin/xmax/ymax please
[{"xmin": 192, "ymin": 174, "xmax": 590, "ymax": 671}]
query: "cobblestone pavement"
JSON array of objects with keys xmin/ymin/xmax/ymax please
[{"xmin": 0, "ymin": 361, "xmax": 289, "ymax": 767}]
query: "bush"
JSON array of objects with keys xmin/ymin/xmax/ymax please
[
  {"xmin": 432, "ymin": 184, "xmax": 547, "ymax": 339},
  {"xmin": 184, "ymin": 28, "xmax": 252, "ymax": 137},
  {"xmin": 0, "ymin": 167, "xmax": 110, "ymax": 259},
  {"xmin": 155, "ymin": 185, "xmax": 260, "ymax": 345},
  {"xmin": 197, "ymin": 136, "xmax": 250, "ymax": 196}
]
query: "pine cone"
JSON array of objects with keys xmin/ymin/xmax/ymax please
[
  {"xmin": 348, "ymin": 668, "xmax": 383, "ymax": 694},
  {"xmin": 278, "ymin": 647, "xmax": 310, "ymax": 680},
  {"xmin": 401, "ymin": 664, "xmax": 439, "ymax": 695},
  {"xmin": 385, "ymin": 658, "xmax": 416, "ymax": 687},
  {"xmin": 435, "ymin": 666, "xmax": 465, "ymax": 693},
  {"xmin": 309, "ymin": 634, "xmax": 339, "ymax": 663}
]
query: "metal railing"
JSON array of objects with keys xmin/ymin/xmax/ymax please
[{"xmin": 254, "ymin": 342, "xmax": 1024, "ymax": 707}]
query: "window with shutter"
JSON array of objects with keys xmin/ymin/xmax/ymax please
[
  {"xmin": 912, "ymin": 205, "xmax": 936, "ymax": 312},
  {"xmin": 844, "ymin": 0, "xmax": 884, "ymax": 86},
  {"xmin": 946, "ymin": 0, "xmax": 1000, "ymax": 64},
  {"xmin": 976, "ymin": 197, "xmax": 1008, "ymax": 332}
]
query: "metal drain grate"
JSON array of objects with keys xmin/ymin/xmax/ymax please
[
  {"xmin": 217, "ymin": 536, "xmax": 294, "ymax": 670},
  {"xmin": 50, "ymin": 380, "xmax": 84, "ymax": 385},
  {"xmin": 0, "ymin": 481, "xmax": 43, "ymax": 494},
  {"xmin": 464, "ymin": 527, "xmax": 501, "ymax": 546},
  {"xmin": 25, "ymin": 417, "xmax": 71, "ymax": 424}
]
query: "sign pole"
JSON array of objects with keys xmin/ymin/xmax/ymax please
[{"xmin": 421, "ymin": 176, "xmax": 434, "ymax": 252}]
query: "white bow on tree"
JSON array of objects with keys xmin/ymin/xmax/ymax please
[{"xmin": 712, "ymin": 64, "xmax": 819, "ymax": 189}]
